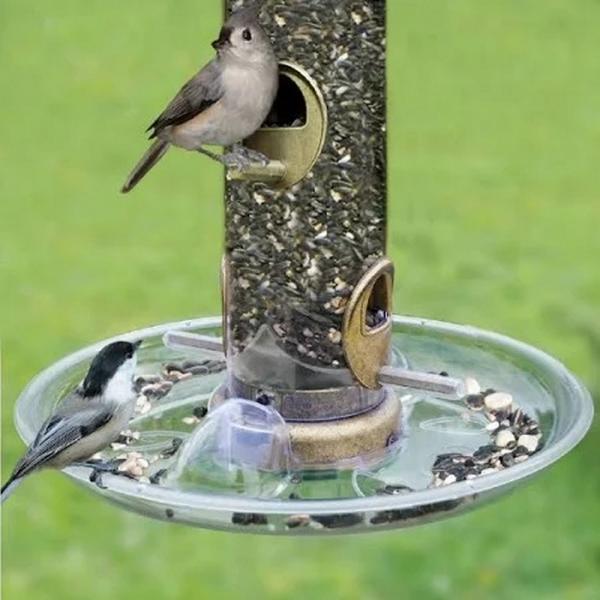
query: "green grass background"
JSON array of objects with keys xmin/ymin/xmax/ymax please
[{"xmin": 1, "ymin": 1, "xmax": 599, "ymax": 598}]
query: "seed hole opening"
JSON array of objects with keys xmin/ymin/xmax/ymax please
[
  {"xmin": 263, "ymin": 73, "xmax": 307, "ymax": 128},
  {"xmin": 366, "ymin": 274, "xmax": 390, "ymax": 330}
]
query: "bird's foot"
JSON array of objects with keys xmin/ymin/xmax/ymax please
[
  {"xmin": 89, "ymin": 469, "xmax": 108, "ymax": 490},
  {"xmin": 75, "ymin": 459, "xmax": 123, "ymax": 490},
  {"xmin": 197, "ymin": 145, "xmax": 270, "ymax": 171},
  {"xmin": 231, "ymin": 145, "xmax": 270, "ymax": 167},
  {"xmin": 220, "ymin": 151, "xmax": 253, "ymax": 171}
]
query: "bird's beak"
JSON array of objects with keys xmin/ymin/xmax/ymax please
[
  {"xmin": 212, "ymin": 26, "xmax": 232, "ymax": 51},
  {"xmin": 133, "ymin": 339, "xmax": 143, "ymax": 351}
]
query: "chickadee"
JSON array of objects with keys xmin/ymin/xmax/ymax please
[
  {"xmin": 121, "ymin": 3, "xmax": 279, "ymax": 193},
  {"xmin": 1, "ymin": 340, "xmax": 141, "ymax": 504}
]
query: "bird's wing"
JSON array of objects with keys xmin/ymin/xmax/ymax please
[
  {"xmin": 147, "ymin": 59, "xmax": 224, "ymax": 137},
  {"xmin": 11, "ymin": 403, "xmax": 113, "ymax": 481},
  {"xmin": 31, "ymin": 413, "xmax": 63, "ymax": 447}
]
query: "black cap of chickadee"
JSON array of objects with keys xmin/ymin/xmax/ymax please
[
  {"xmin": 1, "ymin": 339, "xmax": 142, "ymax": 504},
  {"xmin": 80, "ymin": 339, "xmax": 142, "ymax": 397}
]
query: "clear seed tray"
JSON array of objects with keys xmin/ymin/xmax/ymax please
[{"xmin": 14, "ymin": 316, "xmax": 592, "ymax": 535}]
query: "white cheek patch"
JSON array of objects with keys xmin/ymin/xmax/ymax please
[{"xmin": 104, "ymin": 358, "xmax": 137, "ymax": 403}]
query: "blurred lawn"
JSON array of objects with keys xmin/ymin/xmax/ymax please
[{"xmin": 1, "ymin": 0, "xmax": 599, "ymax": 598}]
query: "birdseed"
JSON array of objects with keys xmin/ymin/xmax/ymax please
[
  {"xmin": 117, "ymin": 452, "xmax": 149, "ymax": 479},
  {"xmin": 484, "ymin": 392, "xmax": 513, "ymax": 412},
  {"xmin": 495, "ymin": 429, "xmax": 516, "ymax": 447},
  {"xmin": 150, "ymin": 468, "xmax": 168, "ymax": 485},
  {"xmin": 376, "ymin": 484, "xmax": 413, "ymax": 496},
  {"xmin": 192, "ymin": 405, "xmax": 209, "ymax": 419},
  {"xmin": 369, "ymin": 499, "xmax": 462, "ymax": 525},
  {"xmin": 429, "ymin": 381, "xmax": 543, "ymax": 487},
  {"xmin": 160, "ymin": 437, "xmax": 184, "ymax": 459},
  {"xmin": 231, "ymin": 512, "xmax": 269, "ymax": 526},
  {"xmin": 134, "ymin": 359, "xmax": 226, "ymax": 415},
  {"xmin": 464, "ymin": 376, "xmax": 482, "ymax": 395},
  {"xmin": 285, "ymin": 514, "xmax": 313, "ymax": 529},
  {"xmin": 311, "ymin": 513, "xmax": 365, "ymax": 529}
]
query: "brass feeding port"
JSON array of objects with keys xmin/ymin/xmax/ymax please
[{"xmin": 228, "ymin": 61, "xmax": 328, "ymax": 189}]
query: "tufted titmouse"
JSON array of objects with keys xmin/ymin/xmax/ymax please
[
  {"xmin": 1, "ymin": 340, "xmax": 141, "ymax": 503},
  {"xmin": 121, "ymin": 3, "xmax": 279, "ymax": 193}
]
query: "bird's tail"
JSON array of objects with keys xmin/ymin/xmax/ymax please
[
  {"xmin": 1, "ymin": 476, "xmax": 24, "ymax": 504},
  {"xmin": 121, "ymin": 140, "xmax": 170, "ymax": 193}
]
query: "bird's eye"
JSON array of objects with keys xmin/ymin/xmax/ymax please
[{"xmin": 242, "ymin": 28, "xmax": 252, "ymax": 41}]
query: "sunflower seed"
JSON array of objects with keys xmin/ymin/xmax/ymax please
[{"xmin": 484, "ymin": 392, "xmax": 513, "ymax": 412}]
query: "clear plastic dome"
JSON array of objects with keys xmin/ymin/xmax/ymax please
[{"xmin": 168, "ymin": 399, "xmax": 294, "ymax": 498}]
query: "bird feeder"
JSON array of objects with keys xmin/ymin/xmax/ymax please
[
  {"xmin": 12, "ymin": 0, "xmax": 593, "ymax": 534},
  {"xmin": 219, "ymin": 0, "xmax": 400, "ymax": 466}
]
